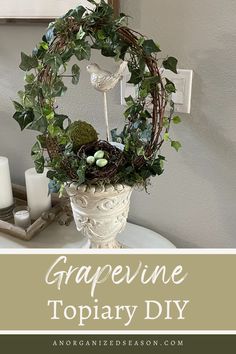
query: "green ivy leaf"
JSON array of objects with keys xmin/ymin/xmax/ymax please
[
  {"xmin": 163, "ymin": 56, "xmax": 178, "ymax": 74},
  {"xmin": 125, "ymin": 95, "xmax": 135, "ymax": 106},
  {"xmin": 39, "ymin": 41, "xmax": 49, "ymax": 50},
  {"xmin": 24, "ymin": 73, "xmax": 35, "ymax": 84},
  {"xmin": 163, "ymin": 117, "xmax": 170, "ymax": 128},
  {"xmin": 76, "ymin": 160, "xmax": 87, "ymax": 185},
  {"xmin": 165, "ymin": 78, "xmax": 176, "ymax": 93},
  {"xmin": 64, "ymin": 143, "xmax": 73, "ymax": 156},
  {"xmin": 51, "ymin": 80, "xmax": 67, "ymax": 97},
  {"xmin": 97, "ymin": 29, "xmax": 106, "ymax": 40},
  {"xmin": 150, "ymin": 158, "xmax": 164, "ymax": 176},
  {"xmin": 158, "ymin": 155, "xmax": 166, "ymax": 170},
  {"xmin": 47, "ymin": 170, "xmax": 57, "ymax": 180},
  {"xmin": 138, "ymin": 37, "xmax": 145, "ymax": 46},
  {"xmin": 42, "ymin": 105, "xmax": 53, "ymax": 117},
  {"xmin": 24, "ymin": 83, "xmax": 39, "ymax": 98},
  {"xmin": 17, "ymin": 90, "xmax": 24, "ymax": 102},
  {"xmin": 119, "ymin": 42, "xmax": 130, "ymax": 60},
  {"xmin": 61, "ymin": 48, "xmax": 74, "ymax": 62},
  {"xmin": 127, "ymin": 69, "xmax": 143, "ymax": 85},
  {"xmin": 76, "ymin": 27, "xmax": 86, "ymax": 40},
  {"xmin": 136, "ymin": 146, "xmax": 145, "ymax": 156},
  {"xmin": 173, "ymin": 115, "xmax": 182, "ymax": 124},
  {"xmin": 37, "ymin": 134, "xmax": 47, "ymax": 148},
  {"xmin": 61, "ymin": 9, "xmax": 74, "ymax": 19},
  {"xmin": 101, "ymin": 46, "xmax": 116, "ymax": 57},
  {"xmin": 73, "ymin": 6, "xmax": 87, "ymax": 21},
  {"xmin": 13, "ymin": 101, "xmax": 24, "ymax": 112},
  {"xmin": 140, "ymin": 167, "xmax": 152, "ymax": 180},
  {"xmin": 48, "ymin": 124, "xmax": 62, "ymax": 137},
  {"xmin": 31, "ymin": 141, "xmax": 42, "ymax": 157},
  {"xmin": 163, "ymin": 133, "xmax": 169, "ymax": 142},
  {"xmin": 71, "ymin": 64, "xmax": 80, "ymax": 85},
  {"xmin": 142, "ymin": 39, "xmax": 161, "ymax": 55},
  {"xmin": 34, "ymin": 156, "xmax": 45, "ymax": 173},
  {"xmin": 87, "ymin": 0, "xmax": 97, "ymax": 4},
  {"xmin": 54, "ymin": 114, "xmax": 70, "ymax": 129},
  {"xmin": 171, "ymin": 141, "xmax": 182, "ymax": 152},
  {"xmin": 13, "ymin": 109, "xmax": 34, "ymax": 130},
  {"xmin": 44, "ymin": 53, "xmax": 63, "ymax": 73},
  {"xmin": 19, "ymin": 52, "xmax": 38, "ymax": 71},
  {"xmin": 141, "ymin": 75, "xmax": 160, "ymax": 91},
  {"xmin": 74, "ymin": 41, "xmax": 91, "ymax": 61},
  {"xmin": 46, "ymin": 111, "xmax": 55, "ymax": 120},
  {"xmin": 27, "ymin": 113, "xmax": 48, "ymax": 133}
]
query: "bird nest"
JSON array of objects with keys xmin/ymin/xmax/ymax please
[
  {"xmin": 13, "ymin": 0, "xmax": 180, "ymax": 188},
  {"xmin": 77, "ymin": 140, "xmax": 124, "ymax": 182}
]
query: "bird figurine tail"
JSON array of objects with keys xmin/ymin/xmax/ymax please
[{"xmin": 115, "ymin": 61, "xmax": 128, "ymax": 78}]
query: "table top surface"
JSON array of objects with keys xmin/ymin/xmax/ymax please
[{"xmin": 0, "ymin": 221, "xmax": 175, "ymax": 249}]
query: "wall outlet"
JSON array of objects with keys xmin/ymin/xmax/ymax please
[{"xmin": 120, "ymin": 68, "xmax": 193, "ymax": 114}]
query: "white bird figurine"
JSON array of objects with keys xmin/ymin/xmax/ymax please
[{"xmin": 87, "ymin": 61, "xmax": 128, "ymax": 141}]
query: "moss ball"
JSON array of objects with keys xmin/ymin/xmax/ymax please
[{"xmin": 68, "ymin": 120, "xmax": 98, "ymax": 151}]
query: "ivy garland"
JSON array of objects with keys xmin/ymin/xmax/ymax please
[{"xmin": 13, "ymin": 0, "xmax": 182, "ymax": 190}]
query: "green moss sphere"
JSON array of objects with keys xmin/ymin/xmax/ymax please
[{"xmin": 68, "ymin": 120, "xmax": 98, "ymax": 151}]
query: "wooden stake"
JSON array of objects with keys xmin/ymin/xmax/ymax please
[{"xmin": 104, "ymin": 91, "xmax": 111, "ymax": 141}]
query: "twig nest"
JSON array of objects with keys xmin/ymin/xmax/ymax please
[{"xmin": 77, "ymin": 140, "xmax": 124, "ymax": 182}]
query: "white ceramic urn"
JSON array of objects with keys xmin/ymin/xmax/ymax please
[{"xmin": 66, "ymin": 184, "xmax": 133, "ymax": 248}]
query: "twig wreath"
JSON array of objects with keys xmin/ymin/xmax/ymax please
[{"xmin": 13, "ymin": 0, "xmax": 182, "ymax": 191}]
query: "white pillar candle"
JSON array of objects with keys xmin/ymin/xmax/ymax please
[
  {"xmin": 0, "ymin": 157, "xmax": 14, "ymax": 209},
  {"xmin": 25, "ymin": 168, "xmax": 51, "ymax": 220},
  {"xmin": 14, "ymin": 208, "xmax": 31, "ymax": 229}
]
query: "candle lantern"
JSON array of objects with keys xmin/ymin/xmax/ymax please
[{"xmin": 13, "ymin": 206, "xmax": 31, "ymax": 229}]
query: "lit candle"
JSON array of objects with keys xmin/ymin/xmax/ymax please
[
  {"xmin": 0, "ymin": 157, "xmax": 14, "ymax": 209},
  {"xmin": 13, "ymin": 207, "xmax": 31, "ymax": 229},
  {"xmin": 25, "ymin": 168, "xmax": 51, "ymax": 220}
]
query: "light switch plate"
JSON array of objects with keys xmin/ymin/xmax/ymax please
[
  {"xmin": 120, "ymin": 68, "xmax": 193, "ymax": 114},
  {"xmin": 163, "ymin": 69, "xmax": 193, "ymax": 114}
]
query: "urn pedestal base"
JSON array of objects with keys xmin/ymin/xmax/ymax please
[
  {"xmin": 90, "ymin": 239, "xmax": 124, "ymax": 249},
  {"xmin": 66, "ymin": 184, "xmax": 133, "ymax": 249}
]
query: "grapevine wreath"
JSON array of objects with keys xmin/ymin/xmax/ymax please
[{"xmin": 13, "ymin": 0, "xmax": 182, "ymax": 192}]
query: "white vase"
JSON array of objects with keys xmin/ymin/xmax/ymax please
[{"xmin": 66, "ymin": 184, "xmax": 133, "ymax": 248}]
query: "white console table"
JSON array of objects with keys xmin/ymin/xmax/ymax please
[{"xmin": 0, "ymin": 222, "xmax": 175, "ymax": 249}]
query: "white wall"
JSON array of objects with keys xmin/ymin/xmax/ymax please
[
  {"xmin": 0, "ymin": 0, "xmax": 235, "ymax": 247},
  {"xmin": 121, "ymin": 0, "xmax": 236, "ymax": 247}
]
